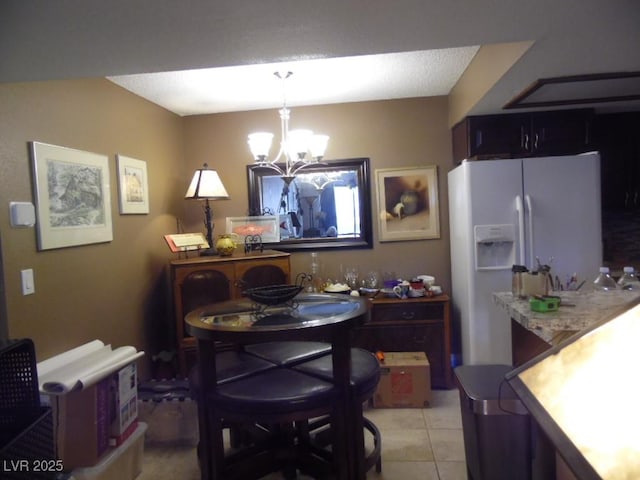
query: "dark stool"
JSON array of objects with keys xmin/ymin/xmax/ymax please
[
  {"xmin": 211, "ymin": 367, "xmax": 339, "ymax": 479},
  {"xmin": 293, "ymin": 347, "xmax": 382, "ymax": 478},
  {"xmin": 189, "ymin": 350, "xmax": 278, "ymax": 448},
  {"xmin": 244, "ymin": 341, "xmax": 332, "ymax": 366}
]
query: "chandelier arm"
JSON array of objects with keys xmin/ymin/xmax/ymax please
[
  {"xmin": 289, "ymin": 161, "xmax": 327, "ymax": 178},
  {"xmin": 253, "ymin": 163, "xmax": 286, "ymax": 177}
]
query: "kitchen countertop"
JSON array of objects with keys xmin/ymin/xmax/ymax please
[{"xmin": 493, "ymin": 290, "xmax": 640, "ymax": 345}]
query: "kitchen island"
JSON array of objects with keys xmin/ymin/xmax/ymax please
[{"xmin": 493, "ymin": 290, "xmax": 640, "ymax": 365}]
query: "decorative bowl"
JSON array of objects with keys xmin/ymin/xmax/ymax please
[
  {"xmin": 416, "ymin": 275, "xmax": 435, "ymax": 287},
  {"xmin": 324, "ymin": 283, "xmax": 351, "ymax": 294},
  {"xmin": 244, "ymin": 284, "xmax": 304, "ymax": 305}
]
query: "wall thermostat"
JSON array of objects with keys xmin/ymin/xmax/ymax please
[{"xmin": 9, "ymin": 201, "xmax": 36, "ymax": 227}]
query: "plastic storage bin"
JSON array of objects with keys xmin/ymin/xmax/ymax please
[
  {"xmin": 455, "ymin": 364, "xmax": 532, "ymax": 480},
  {"xmin": 0, "ymin": 339, "xmax": 57, "ymax": 480},
  {"xmin": 71, "ymin": 422, "xmax": 147, "ymax": 480}
]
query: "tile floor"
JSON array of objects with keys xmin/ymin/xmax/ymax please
[{"xmin": 137, "ymin": 388, "xmax": 467, "ymax": 480}]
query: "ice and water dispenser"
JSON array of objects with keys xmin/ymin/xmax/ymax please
[{"xmin": 474, "ymin": 224, "xmax": 515, "ymax": 271}]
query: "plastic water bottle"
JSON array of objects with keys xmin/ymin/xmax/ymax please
[
  {"xmin": 617, "ymin": 266, "xmax": 640, "ymax": 290},
  {"xmin": 593, "ymin": 267, "xmax": 618, "ymax": 291}
]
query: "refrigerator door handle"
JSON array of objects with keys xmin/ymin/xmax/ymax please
[
  {"xmin": 525, "ymin": 194, "xmax": 534, "ymax": 268},
  {"xmin": 516, "ymin": 195, "xmax": 525, "ymax": 264}
]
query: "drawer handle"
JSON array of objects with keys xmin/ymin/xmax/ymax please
[
  {"xmin": 413, "ymin": 336, "xmax": 426, "ymax": 344},
  {"xmin": 400, "ymin": 311, "xmax": 415, "ymax": 320}
]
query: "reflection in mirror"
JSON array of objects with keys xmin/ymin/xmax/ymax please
[{"xmin": 247, "ymin": 158, "xmax": 373, "ymax": 251}]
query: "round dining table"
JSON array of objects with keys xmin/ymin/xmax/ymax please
[{"xmin": 185, "ymin": 292, "xmax": 370, "ymax": 480}]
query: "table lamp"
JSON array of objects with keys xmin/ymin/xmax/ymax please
[
  {"xmin": 185, "ymin": 163, "xmax": 229, "ymax": 255},
  {"xmin": 506, "ymin": 295, "xmax": 640, "ymax": 479}
]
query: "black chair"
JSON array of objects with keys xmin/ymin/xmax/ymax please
[
  {"xmin": 293, "ymin": 347, "xmax": 382, "ymax": 478},
  {"xmin": 243, "ymin": 341, "xmax": 332, "ymax": 366},
  {"xmin": 211, "ymin": 367, "xmax": 339, "ymax": 479},
  {"xmin": 189, "ymin": 350, "xmax": 279, "ymax": 449}
]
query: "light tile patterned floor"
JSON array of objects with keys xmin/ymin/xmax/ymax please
[{"xmin": 137, "ymin": 389, "xmax": 467, "ymax": 480}]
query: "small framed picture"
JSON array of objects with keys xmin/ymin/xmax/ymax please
[
  {"xmin": 226, "ymin": 215, "xmax": 280, "ymax": 243},
  {"xmin": 30, "ymin": 141, "xmax": 113, "ymax": 250},
  {"xmin": 375, "ymin": 165, "xmax": 440, "ymax": 242},
  {"xmin": 116, "ymin": 154, "xmax": 149, "ymax": 214}
]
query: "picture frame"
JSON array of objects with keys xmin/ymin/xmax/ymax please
[
  {"xmin": 116, "ymin": 154, "xmax": 149, "ymax": 214},
  {"xmin": 30, "ymin": 141, "xmax": 113, "ymax": 250},
  {"xmin": 375, "ymin": 165, "xmax": 440, "ymax": 242},
  {"xmin": 164, "ymin": 233, "xmax": 209, "ymax": 253},
  {"xmin": 225, "ymin": 215, "xmax": 280, "ymax": 244}
]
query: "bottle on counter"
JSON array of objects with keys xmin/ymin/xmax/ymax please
[
  {"xmin": 511, "ymin": 265, "xmax": 528, "ymax": 298},
  {"xmin": 617, "ymin": 266, "xmax": 640, "ymax": 290},
  {"xmin": 593, "ymin": 266, "xmax": 618, "ymax": 291},
  {"xmin": 309, "ymin": 252, "xmax": 324, "ymax": 293}
]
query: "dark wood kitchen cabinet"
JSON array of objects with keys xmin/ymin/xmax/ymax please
[
  {"xmin": 170, "ymin": 250, "xmax": 290, "ymax": 376},
  {"xmin": 353, "ymin": 295, "xmax": 453, "ymax": 389},
  {"xmin": 592, "ymin": 111, "xmax": 640, "ymax": 268},
  {"xmin": 452, "ymin": 109, "xmax": 594, "ymax": 164}
]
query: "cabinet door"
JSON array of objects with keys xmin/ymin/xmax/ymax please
[
  {"xmin": 467, "ymin": 115, "xmax": 528, "ymax": 159},
  {"xmin": 233, "ymin": 258, "xmax": 290, "ymax": 297},
  {"xmin": 352, "ymin": 323, "xmax": 447, "ymax": 388},
  {"xmin": 173, "ymin": 264, "xmax": 234, "ymax": 342},
  {"xmin": 530, "ymin": 110, "xmax": 592, "ymax": 156}
]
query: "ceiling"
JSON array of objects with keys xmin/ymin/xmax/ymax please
[{"xmin": 2, "ymin": 1, "xmax": 639, "ymax": 117}]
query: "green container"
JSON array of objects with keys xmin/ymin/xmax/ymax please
[{"xmin": 529, "ymin": 296, "xmax": 560, "ymax": 312}]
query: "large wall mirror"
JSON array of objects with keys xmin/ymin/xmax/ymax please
[{"xmin": 247, "ymin": 158, "xmax": 373, "ymax": 251}]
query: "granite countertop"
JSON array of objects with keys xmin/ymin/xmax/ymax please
[{"xmin": 493, "ymin": 290, "xmax": 640, "ymax": 344}]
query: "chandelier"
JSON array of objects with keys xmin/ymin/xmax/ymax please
[{"xmin": 248, "ymin": 71, "xmax": 329, "ymax": 184}]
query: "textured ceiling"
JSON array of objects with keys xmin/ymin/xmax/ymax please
[{"xmin": 107, "ymin": 47, "xmax": 480, "ymax": 116}]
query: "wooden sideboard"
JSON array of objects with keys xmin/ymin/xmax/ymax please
[
  {"xmin": 353, "ymin": 294, "xmax": 453, "ymax": 389},
  {"xmin": 170, "ymin": 250, "xmax": 291, "ymax": 376}
]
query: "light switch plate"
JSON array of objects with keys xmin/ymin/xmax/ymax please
[
  {"xmin": 21, "ymin": 269, "xmax": 35, "ymax": 295},
  {"xmin": 10, "ymin": 202, "xmax": 36, "ymax": 227}
]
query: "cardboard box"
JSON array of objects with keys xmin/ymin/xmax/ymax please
[
  {"xmin": 50, "ymin": 362, "xmax": 139, "ymax": 468},
  {"xmin": 72, "ymin": 422, "xmax": 147, "ymax": 480},
  {"xmin": 373, "ymin": 352, "xmax": 431, "ymax": 408},
  {"xmin": 51, "ymin": 377, "xmax": 111, "ymax": 469},
  {"xmin": 109, "ymin": 362, "xmax": 138, "ymax": 446}
]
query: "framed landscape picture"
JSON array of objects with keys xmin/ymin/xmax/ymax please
[
  {"xmin": 30, "ymin": 141, "xmax": 113, "ymax": 250},
  {"xmin": 117, "ymin": 154, "xmax": 149, "ymax": 214},
  {"xmin": 375, "ymin": 165, "xmax": 440, "ymax": 242}
]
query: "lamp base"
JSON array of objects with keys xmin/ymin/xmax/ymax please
[{"xmin": 199, "ymin": 248, "xmax": 219, "ymax": 257}]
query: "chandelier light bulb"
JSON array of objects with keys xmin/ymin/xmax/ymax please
[
  {"xmin": 248, "ymin": 132, "xmax": 274, "ymax": 161},
  {"xmin": 247, "ymin": 71, "xmax": 329, "ymax": 178}
]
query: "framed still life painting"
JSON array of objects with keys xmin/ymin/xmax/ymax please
[
  {"xmin": 375, "ymin": 165, "xmax": 440, "ymax": 242},
  {"xmin": 30, "ymin": 141, "xmax": 113, "ymax": 250}
]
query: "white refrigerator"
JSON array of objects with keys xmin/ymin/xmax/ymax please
[{"xmin": 448, "ymin": 152, "xmax": 602, "ymax": 365}]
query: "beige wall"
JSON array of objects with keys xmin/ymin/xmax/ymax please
[
  {"xmin": 183, "ymin": 97, "xmax": 453, "ymax": 293},
  {"xmin": 0, "ymin": 79, "xmax": 185, "ymax": 374},
  {"xmin": 448, "ymin": 41, "xmax": 533, "ymax": 127},
  {"xmin": 0, "ymin": 80, "xmax": 454, "ymax": 378}
]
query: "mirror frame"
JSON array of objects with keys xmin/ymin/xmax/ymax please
[{"xmin": 247, "ymin": 157, "xmax": 373, "ymax": 251}]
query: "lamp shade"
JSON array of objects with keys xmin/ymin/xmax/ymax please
[{"xmin": 185, "ymin": 165, "xmax": 229, "ymax": 200}]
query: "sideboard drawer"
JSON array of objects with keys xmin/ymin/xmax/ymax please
[
  {"xmin": 371, "ymin": 302, "xmax": 444, "ymax": 322},
  {"xmin": 353, "ymin": 323, "xmax": 447, "ymax": 388},
  {"xmin": 358, "ymin": 295, "xmax": 453, "ymax": 388}
]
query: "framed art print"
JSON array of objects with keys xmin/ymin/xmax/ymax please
[
  {"xmin": 117, "ymin": 154, "xmax": 149, "ymax": 214},
  {"xmin": 375, "ymin": 165, "xmax": 440, "ymax": 242},
  {"xmin": 226, "ymin": 215, "xmax": 280, "ymax": 243},
  {"xmin": 30, "ymin": 141, "xmax": 113, "ymax": 250}
]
